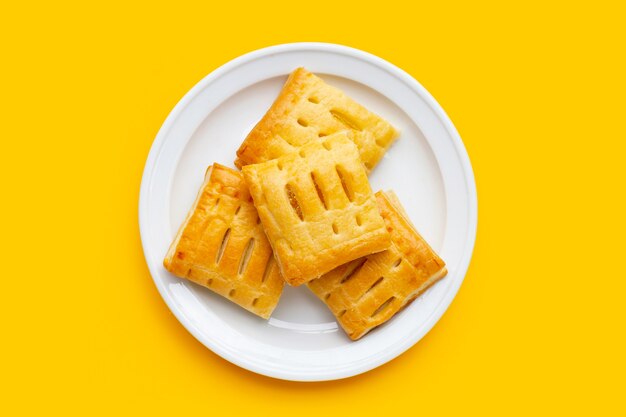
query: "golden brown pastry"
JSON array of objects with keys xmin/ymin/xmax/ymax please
[
  {"xmin": 235, "ymin": 67, "xmax": 398, "ymax": 172},
  {"xmin": 242, "ymin": 132, "xmax": 391, "ymax": 287},
  {"xmin": 307, "ymin": 190, "xmax": 447, "ymax": 340},
  {"xmin": 164, "ymin": 163, "xmax": 284, "ymax": 319}
]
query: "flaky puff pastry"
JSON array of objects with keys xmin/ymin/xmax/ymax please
[
  {"xmin": 235, "ymin": 68, "xmax": 398, "ymax": 172},
  {"xmin": 164, "ymin": 163, "xmax": 284, "ymax": 319},
  {"xmin": 242, "ymin": 132, "xmax": 391, "ymax": 287},
  {"xmin": 307, "ymin": 191, "xmax": 447, "ymax": 340}
]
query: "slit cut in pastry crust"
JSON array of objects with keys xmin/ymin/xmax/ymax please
[
  {"xmin": 242, "ymin": 132, "xmax": 391, "ymax": 287},
  {"xmin": 163, "ymin": 163, "xmax": 284, "ymax": 319},
  {"xmin": 235, "ymin": 67, "xmax": 398, "ymax": 172},
  {"xmin": 307, "ymin": 190, "xmax": 447, "ymax": 340}
]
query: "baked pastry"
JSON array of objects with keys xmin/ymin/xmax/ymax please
[
  {"xmin": 242, "ymin": 132, "xmax": 391, "ymax": 286},
  {"xmin": 307, "ymin": 190, "xmax": 447, "ymax": 340},
  {"xmin": 164, "ymin": 163, "xmax": 284, "ymax": 319},
  {"xmin": 235, "ymin": 67, "xmax": 398, "ymax": 172}
]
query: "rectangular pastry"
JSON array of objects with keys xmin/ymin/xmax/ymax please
[
  {"xmin": 242, "ymin": 132, "xmax": 391, "ymax": 286},
  {"xmin": 307, "ymin": 190, "xmax": 447, "ymax": 340},
  {"xmin": 163, "ymin": 163, "xmax": 284, "ymax": 319},
  {"xmin": 235, "ymin": 67, "xmax": 398, "ymax": 172}
]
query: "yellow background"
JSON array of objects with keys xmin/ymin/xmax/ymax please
[{"xmin": 1, "ymin": 1, "xmax": 624, "ymax": 415}]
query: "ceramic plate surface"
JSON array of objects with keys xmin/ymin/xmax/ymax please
[{"xmin": 139, "ymin": 43, "xmax": 477, "ymax": 381}]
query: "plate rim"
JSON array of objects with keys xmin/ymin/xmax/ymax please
[{"xmin": 139, "ymin": 42, "xmax": 478, "ymax": 381}]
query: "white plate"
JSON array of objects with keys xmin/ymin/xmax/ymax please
[{"xmin": 139, "ymin": 43, "xmax": 477, "ymax": 381}]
